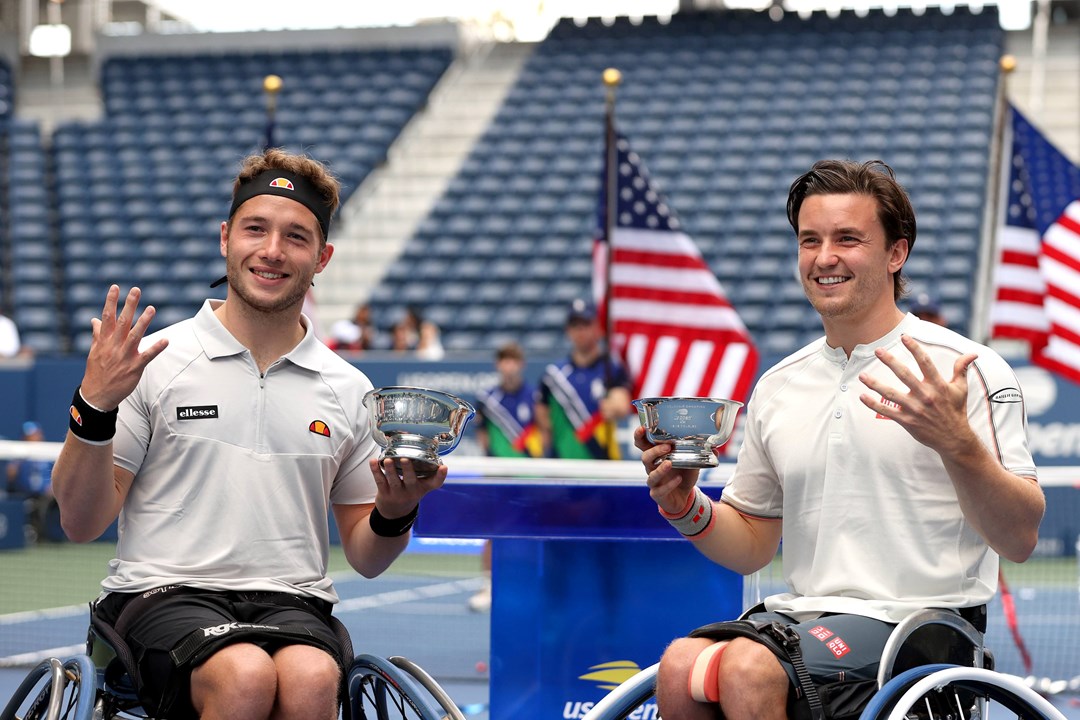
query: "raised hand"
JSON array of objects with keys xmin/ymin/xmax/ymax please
[
  {"xmin": 635, "ymin": 425, "xmax": 701, "ymax": 515},
  {"xmin": 858, "ymin": 334, "xmax": 978, "ymax": 454},
  {"xmin": 368, "ymin": 457, "xmax": 448, "ymax": 519},
  {"xmin": 81, "ymin": 286, "xmax": 169, "ymax": 410}
]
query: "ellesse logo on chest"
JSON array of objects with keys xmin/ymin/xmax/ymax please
[{"xmin": 176, "ymin": 405, "xmax": 219, "ymax": 420}]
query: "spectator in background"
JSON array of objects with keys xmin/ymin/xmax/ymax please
[
  {"xmin": 535, "ymin": 299, "xmax": 632, "ymax": 459},
  {"xmin": 415, "ymin": 320, "xmax": 445, "ymax": 361},
  {"xmin": 909, "ymin": 292, "xmax": 947, "ymax": 327},
  {"xmin": 326, "ymin": 320, "xmax": 364, "ymax": 353},
  {"xmin": 390, "ymin": 320, "xmax": 414, "ymax": 353},
  {"xmin": 0, "ymin": 310, "xmax": 23, "ymax": 358},
  {"xmin": 389, "ymin": 306, "xmax": 444, "ymax": 359},
  {"xmin": 6, "ymin": 421, "xmax": 56, "ymax": 540},
  {"xmin": 326, "ymin": 303, "xmax": 380, "ymax": 354},
  {"xmin": 469, "ymin": 342, "xmax": 541, "ymax": 611}
]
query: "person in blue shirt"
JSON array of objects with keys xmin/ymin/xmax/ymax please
[
  {"xmin": 6, "ymin": 421, "xmax": 55, "ymax": 540},
  {"xmin": 535, "ymin": 299, "xmax": 632, "ymax": 459}
]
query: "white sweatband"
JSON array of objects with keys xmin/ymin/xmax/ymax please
[{"xmin": 659, "ymin": 487, "xmax": 714, "ymax": 538}]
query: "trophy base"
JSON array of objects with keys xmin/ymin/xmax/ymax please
[
  {"xmin": 382, "ymin": 444, "xmax": 440, "ymax": 479},
  {"xmin": 664, "ymin": 445, "xmax": 720, "ymax": 469}
]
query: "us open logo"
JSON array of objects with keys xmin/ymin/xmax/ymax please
[{"xmin": 177, "ymin": 405, "xmax": 219, "ymax": 420}]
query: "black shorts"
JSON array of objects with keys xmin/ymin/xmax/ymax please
[
  {"xmin": 745, "ymin": 611, "xmax": 895, "ymax": 687},
  {"xmin": 694, "ymin": 611, "xmax": 895, "ymax": 720},
  {"xmin": 93, "ymin": 587, "xmax": 347, "ymax": 720}
]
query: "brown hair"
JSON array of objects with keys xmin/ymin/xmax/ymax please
[
  {"xmin": 231, "ymin": 148, "xmax": 341, "ymax": 243},
  {"xmin": 786, "ymin": 159, "xmax": 916, "ymax": 300},
  {"xmin": 495, "ymin": 342, "xmax": 525, "ymax": 362}
]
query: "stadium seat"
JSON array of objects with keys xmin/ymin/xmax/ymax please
[{"xmin": 361, "ymin": 6, "xmax": 1003, "ymax": 356}]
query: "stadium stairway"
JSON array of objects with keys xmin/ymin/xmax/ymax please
[{"xmin": 315, "ymin": 40, "xmax": 536, "ymax": 329}]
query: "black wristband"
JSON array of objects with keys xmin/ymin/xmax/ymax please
[
  {"xmin": 69, "ymin": 386, "xmax": 118, "ymax": 444},
  {"xmin": 369, "ymin": 505, "xmax": 418, "ymax": 537}
]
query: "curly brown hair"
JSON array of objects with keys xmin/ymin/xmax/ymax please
[{"xmin": 231, "ymin": 148, "xmax": 341, "ymax": 242}]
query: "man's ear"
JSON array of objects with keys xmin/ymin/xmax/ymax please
[{"xmin": 889, "ymin": 237, "xmax": 910, "ymax": 274}]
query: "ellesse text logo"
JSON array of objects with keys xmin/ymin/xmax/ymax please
[
  {"xmin": 177, "ymin": 405, "xmax": 219, "ymax": 420},
  {"xmin": 989, "ymin": 388, "xmax": 1023, "ymax": 404}
]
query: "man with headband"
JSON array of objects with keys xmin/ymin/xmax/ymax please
[{"xmin": 51, "ymin": 148, "xmax": 447, "ymax": 720}]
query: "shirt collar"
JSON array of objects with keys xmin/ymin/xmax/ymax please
[
  {"xmin": 193, "ymin": 299, "xmax": 324, "ymax": 371},
  {"xmin": 820, "ymin": 313, "xmax": 917, "ymax": 365}
]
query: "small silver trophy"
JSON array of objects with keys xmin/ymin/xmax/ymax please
[
  {"xmin": 632, "ymin": 397, "xmax": 744, "ymax": 468},
  {"xmin": 362, "ymin": 387, "xmax": 475, "ymax": 478}
]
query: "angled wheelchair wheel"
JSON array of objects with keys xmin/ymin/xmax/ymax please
[
  {"xmin": 346, "ymin": 654, "xmax": 452, "ymax": 720},
  {"xmin": 858, "ymin": 664, "xmax": 1067, "ymax": 720},
  {"xmin": 580, "ymin": 663, "xmax": 658, "ymax": 720},
  {"xmin": 387, "ymin": 657, "xmax": 466, "ymax": 720},
  {"xmin": 0, "ymin": 655, "xmax": 98, "ymax": 720}
]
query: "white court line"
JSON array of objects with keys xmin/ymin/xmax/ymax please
[
  {"xmin": 0, "ymin": 644, "xmax": 86, "ymax": 668},
  {"xmin": 335, "ymin": 577, "xmax": 486, "ymax": 613},
  {"xmin": 0, "ymin": 604, "xmax": 88, "ymax": 625}
]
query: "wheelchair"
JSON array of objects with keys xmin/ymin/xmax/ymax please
[
  {"xmin": 1, "ymin": 610, "xmax": 466, "ymax": 720},
  {"xmin": 581, "ymin": 607, "xmax": 1067, "ymax": 720}
]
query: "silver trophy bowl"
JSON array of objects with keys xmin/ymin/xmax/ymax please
[
  {"xmin": 362, "ymin": 386, "xmax": 475, "ymax": 478},
  {"xmin": 632, "ymin": 396, "xmax": 744, "ymax": 468}
]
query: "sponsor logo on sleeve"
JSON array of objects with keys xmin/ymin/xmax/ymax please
[{"xmin": 989, "ymin": 388, "xmax": 1023, "ymax": 403}]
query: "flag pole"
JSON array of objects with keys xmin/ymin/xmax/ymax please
[
  {"xmin": 263, "ymin": 74, "xmax": 283, "ymax": 150},
  {"xmin": 972, "ymin": 54, "xmax": 1016, "ymax": 344},
  {"xmin": 602, "ymin": 67, "xmax": 621, "ymax": 383},
  {"xmin": 600, "ymin": 67, "xmax": 622, "ymax": 458}
]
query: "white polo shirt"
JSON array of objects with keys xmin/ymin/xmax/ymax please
[
  {"xmin": 722, "ymin": 313, "xmax": 1037, "ymax": 622},
  {"xmin": 107, "ymin": 300, "xmax": 380, "ymax": 602}
]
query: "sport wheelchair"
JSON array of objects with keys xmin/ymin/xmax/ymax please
[
  {"xmin": 581, "ymin": 607, "xmax": 1067, "ymax": 720},
  {"xmin": 1, "ymin": 610, "xmax": 466, "ymax": 720}
]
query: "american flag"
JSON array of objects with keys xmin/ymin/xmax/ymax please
[
  {"xmin": 989, "ymin": 106, "xmax": 1080, "ymax": 385},
  {"xmin": 592, "ymin": 132, "xmax": 758, "ymax": 401}
]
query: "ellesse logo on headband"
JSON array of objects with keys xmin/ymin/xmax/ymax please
[
  {"xmin": 269, "ymin": 177, "xmax": 294, "ymax": 190},
  {"xmin": 177, "ymin": 405, "xmax": 219, "ymax": 420}
]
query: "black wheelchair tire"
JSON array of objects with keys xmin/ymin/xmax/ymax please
[
  {"xmin": 858, "ymin": 664, "xmax": 1063, "ymax": 720},
  {"xmin": 0, "ymin": 655, "xmax": 98, "ymax": 720},
  {"xmin": 345, "ymin": 654, "xmax": 447, "ymax": 720}
]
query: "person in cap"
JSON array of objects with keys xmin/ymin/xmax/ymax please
[
  {"xmin": 909, "ymin": 292, "xmax": 947, "ymax": 327},
  {"xmin": 535, "ymin": 298, "xmax": 633, "ymax": 459},
  {"xmin": 51, "ymin": 148, "xmax": 449, "ymax": 720}
]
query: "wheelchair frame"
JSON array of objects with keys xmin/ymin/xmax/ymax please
[
  {"xmin": 579, "ymin": 608, "xmax": 1067, "ymax": 720},
  {"xmin": 1, "ymin": 616, "xmax": 467, "ymax": 720}
]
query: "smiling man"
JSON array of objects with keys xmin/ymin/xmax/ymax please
[
  {"xmin": 635, "ymin": 160, "xmax": 1044, "ymax": 720},
  {"xmin": 51, "ymin": 149, "xmax": 448, "ymax": 720}
]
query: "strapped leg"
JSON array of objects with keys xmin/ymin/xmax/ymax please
[{"xmin": 688, "ymin": 640, "xmax": 729, "ymax": 703}]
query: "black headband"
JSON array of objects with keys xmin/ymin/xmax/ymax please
[{"xmin": 228, "ymin": 169, "xmax": 332, "ymax": 241}]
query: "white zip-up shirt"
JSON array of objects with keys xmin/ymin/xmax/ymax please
[
  {"xmin": 107, "ymin": 300, "xmax": 379, "ymax": 602},
  {"xmin": 722, "ymin": 314, "xmax": 1037, "ymax": 622}
]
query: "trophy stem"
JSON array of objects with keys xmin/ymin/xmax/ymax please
[
  {"xmin": 381, "ymin": 433, "xmax": 442, "ymax": 478},
  {"xmin": 666, "ymin": 442, "xmax": 720, "ymax": 469}
]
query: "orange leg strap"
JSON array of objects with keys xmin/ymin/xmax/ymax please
[{"xmin": 688, "ymin": 641, "xmax": 728, "ymax": 704}]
